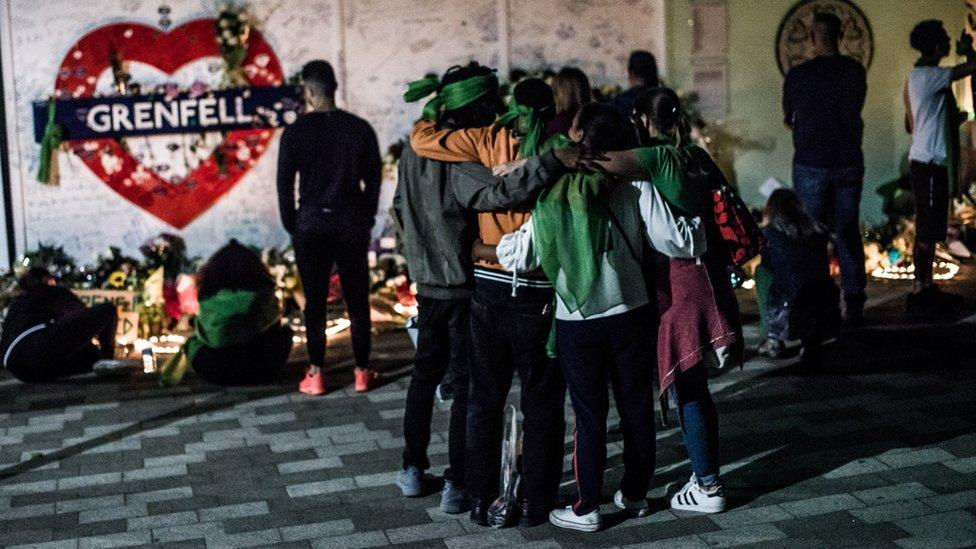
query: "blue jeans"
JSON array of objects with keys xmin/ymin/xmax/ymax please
[
  {"xmin": 672, "ymin": 365, "xmax": 720, "ymax": 487},
  {"xmin": 792, "ymin": 163, "xmax": 866, "ymax": 302}
]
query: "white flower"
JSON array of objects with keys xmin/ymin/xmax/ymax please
[{"xmin": 226, "ymin": 37, "xmax": 238, "ymax": 46}]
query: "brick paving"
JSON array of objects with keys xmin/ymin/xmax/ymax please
[{"xmin": 1, "ymin": 276, "xmax": 975, "ymax": 548}]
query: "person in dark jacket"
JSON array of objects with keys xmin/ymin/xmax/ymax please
[
  {"xmin": 0, "ymin": 268, "xmax": 124, "ymax": 382},
  {"xmin": 757, "ymin": 189, "xmax": 840, "ymax": 361},
  {"xmin": 393, "ymin": 61, "xmax": 583, "ymax": 516},
  {"xmin": 783, "ymin": 12, "xmax": 867, "ymax": 324},
  {"xmin": 611, "ymin": 50, "xmax": 660, "ymax": 120},
  {"xmin": 277, "ymin": 60, "xmax": 383, "ymax": 396},
  {"xmin": 184, "ymin": 240, "xmax": 294, "ymax": 386}
]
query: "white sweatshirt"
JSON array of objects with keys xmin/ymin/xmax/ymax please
[{"xmin": 496, "ymin": 181, "xmax": 706, "ymax": 321}]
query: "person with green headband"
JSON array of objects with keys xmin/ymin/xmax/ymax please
[
  {"xmin": 904, "ymin": 20, "xmax": 976, "ymax": 317},
  {"xmin": 495, "ymin": 103, "xmax": 707, "ymax": 532},
  {"xmin": 408, "ymin": 76, "xmax": 568, "ymax": 527},
  {"xmin": 393, "ymin": 61, "xmax": 588, "ymax": 518}
]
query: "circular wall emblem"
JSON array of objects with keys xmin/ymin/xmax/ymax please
[{"xmin": 775, "ymin": 0, "xmax": 874, "ymax": 76}]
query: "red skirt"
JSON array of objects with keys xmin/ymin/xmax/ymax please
[{"xmin": 656, "ymin": 255, "xmax": 740, "ymax": 393}]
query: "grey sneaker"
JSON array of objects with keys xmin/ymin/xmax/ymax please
[
  {"xmin": 439, "ymin": 479, "xmax": 469, "ymax": 514},
  {"xmin": 395, "ymin": 466, "xmax": 423, "ymax": 497}
]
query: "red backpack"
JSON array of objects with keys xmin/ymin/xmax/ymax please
[{"xmin": 711, "ymin": 182, "xmax": 764, "ymax": 266}]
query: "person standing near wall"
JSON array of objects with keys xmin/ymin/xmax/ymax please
[
  {"xmin": 782, "ymin": 12, "xmax": 867, "ymax": 326},
  {"xmin": 393, "ymin": 62, "xmax": 585, "ymax": 515},
  {"xmin": 611, "ymin": 50, "xmax": 659, "ymax": 120},
  {"xmin": 904, "ymin": 20, "xmax": 976, "ymax": 317},
  {"xmin": 276, "ymin": 60, "xmax": 383, "ymax": 395}
]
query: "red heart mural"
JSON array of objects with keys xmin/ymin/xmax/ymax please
[{"xmin": 54, "ymin": 20, "xmax": 284, "ymax": 229}]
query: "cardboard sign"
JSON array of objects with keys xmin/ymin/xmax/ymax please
[{"xmin": 72, "ymin": 289, "xmax": 139, "ymax": 312}]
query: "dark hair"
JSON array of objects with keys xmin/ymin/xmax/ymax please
[
  {"xmin": 196, "ymin": 240, "xmax": 274, "ymax": 300},
  {"xmin": 18, "ymin": 267, "xmax": 56, "ymax": 292},
  {"xmin": 634, "ymin": 87, "xmax": 691, "ymax": 146},
  {"xmin": 438, "ymin": 62, "xmax": 503, "ymax": 130},
  {"xmin": 765, "ymin": 189, "xmax": 826, "ymax": 240},
  {"xmin": 512, "ymin": 78, "xmax": 555, "ymax": 122},
  {"xmin": 575, "ymin": 103, "xmax": 634, "ymax": 153},
  {"xmin": 628, "ymin": 50, "xmax": 659, "ymax": 87},
  {"xmin": 301, "ymin": 60, "xmax": 338, "ymax": 99},
  {"xmin": 910, "ymin": 20, "xmax": 949, "ymax": 57},
  {"xmin": 812, "ymin": 12, "xmax": 842, "ymax": 45},
  {"xmin": 552, "ymin": 67, "xmax": 592, "ymax": 116}
]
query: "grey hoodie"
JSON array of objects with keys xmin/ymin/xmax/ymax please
[{"xmin": 393, "ymin": 145, "xmax": 565, "ymax": 300}]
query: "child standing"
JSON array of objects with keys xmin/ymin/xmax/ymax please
[{"xmin": 757, "ymin": 189, "xmax": 840, "ymax": 362}]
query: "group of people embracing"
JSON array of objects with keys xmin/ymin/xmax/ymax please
[{"xmin": 392, "ymin": 60, "xmax": 742, "ymax": 531}]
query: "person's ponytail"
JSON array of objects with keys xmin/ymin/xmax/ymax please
[{"xmin": 634, "ymin": 87, "xmax": 690, "ymax": 147}]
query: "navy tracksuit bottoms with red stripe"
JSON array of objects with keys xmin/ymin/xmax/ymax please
[{"xmin": 556, "ymin": 305, "xmax": 658, "ymax": 515}]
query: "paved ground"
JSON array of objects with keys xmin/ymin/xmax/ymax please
[{"xmin": 1, "ymin": 273, "xmax": 976, "ymax": 548}]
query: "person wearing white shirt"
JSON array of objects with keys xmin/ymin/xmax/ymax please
[
  {"xmin": 487, "ymin": 104, "xmax": 707, "ymax": 532},
  {"xmin": 904, "ymin": 20, "xmax": 976, "ymax": 316}
]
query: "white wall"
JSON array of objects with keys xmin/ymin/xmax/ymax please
[{"xmin": 1, "ymin": 0, "xmax": 664, "ymax": 263}]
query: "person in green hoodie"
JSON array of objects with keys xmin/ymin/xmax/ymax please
[{"xmin": 160, "ymin": 240, "xmax": 293, "ymax": 386}]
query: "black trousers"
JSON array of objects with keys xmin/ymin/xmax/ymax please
[
  {"xmin": 466, "ymin": 279, "xmax": 565, "ymax": 506},
  {"xmin": 556, "ymin": 305, "xmax": 657, "ymax": 516},
  {"xmin": 6, "ymin": 303, "xmax": 117, "ymax": 383},
  {"xmin": 909, "ymin": 160, "xmax": 950, "ymax": 243},
  {"xmin": 402, "ymin": 295, "xmax": 470, "ymax": 486},
  {"xmin": 293, "ymin": 218, "xmax": 372, "ymax": 369},
  {"xmin": 192, "ymin": 324, "xmax": 294, "ymax": 385}
]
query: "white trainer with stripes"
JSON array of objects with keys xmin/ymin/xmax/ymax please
[{"xmin": 670, "ymin": 476, "xmax": 726, "ymax": 513}]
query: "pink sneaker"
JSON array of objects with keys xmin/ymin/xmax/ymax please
[
  {"xmin": 299, "ymin": 369, "xmax": 325, "ymax": 396},
  {"xmin": 355, "ymin": 368, "xmax": 381, "ymax": 393}
]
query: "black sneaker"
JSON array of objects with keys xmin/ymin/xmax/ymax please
[
  {"xmin": 517, "ymin": 500, "xmax": 551, "ymax": 528},
  {"xmin": 469, "ymin": 497, "xmax": 490, "ymax": 526}
]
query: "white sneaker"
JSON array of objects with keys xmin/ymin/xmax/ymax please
[
  {"xmin": 670, "ymin": 476, "xmax": 726, "ymax": 513},
  {"xmin": 92, "ymin": 359, "xmax": 138, "ymax": 376},
  {"xmin": 614, "ymin": 490, "xmax": 651, "ymax": 517},
  {"xmin": 549, "ymin": 505, "xmax": 601, "ymax": 532}
]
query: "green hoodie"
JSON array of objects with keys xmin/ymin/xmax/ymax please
[{"xmin": 159, "ymin": 288, "xmax": 281, "ymax": 386}]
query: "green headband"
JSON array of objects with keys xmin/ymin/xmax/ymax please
[
  {"xmin": 403, "ymin": 74, "xmax": 498, "ymax": 120},
  {"xmin": 496, "ymin": 98, "xmax": 547, "ymax": 158}
]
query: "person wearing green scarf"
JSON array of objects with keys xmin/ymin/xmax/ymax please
[
  {"xmin": 158, "ymin": 241, "xmax": 292, "ymax": 387},
  {"xmin": 495, "ymin": 102, "xmax": 707, "ymax": 531},
  {"xmin": 406, "ymin": 72, "xmax": 572, "ymax": 527},
  {"xmin": 904, "ymin": 20, "xmax": 976, "ymax": 316}
]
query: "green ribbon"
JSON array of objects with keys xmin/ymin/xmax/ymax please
[
  {"xmin": 496, "ymin": 98, "xmax": 547, "ymax": 158},
  {"xmin": 403, "ymin": 74, "xmax": 498, "ymax": 120},
  {"xmin": 37, "ymin": 97, "xmax": 62, "ymax": 184},
  {"xmin": 916, "ymin": 57, "xmax": 964, "ymax": 197}
]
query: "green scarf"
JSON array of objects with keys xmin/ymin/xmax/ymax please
[
  {"xmin": 404, "ymin": 74, "xmax": 498, "ymax": 120},
  {"xmin": 496, "ymin": 98, "xmax": 550, "ymax": 158},
  {"xmin": 158, "ymin": 288, "xmax": 281, "ymax": 386},
  {"xmin": 532, "ymin": 171, "xmax": 611, "ymax": 358},
  {"xmin": 532, "ymin": 172, "xmax": 611, "ymax": 314},
  {"xmin": 916, "ymin": 57, "xmax": 963, "ymax": 197},
  {"xmin": 37, "ymin": 97, "xmax": 62, "ymax": 184}
]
